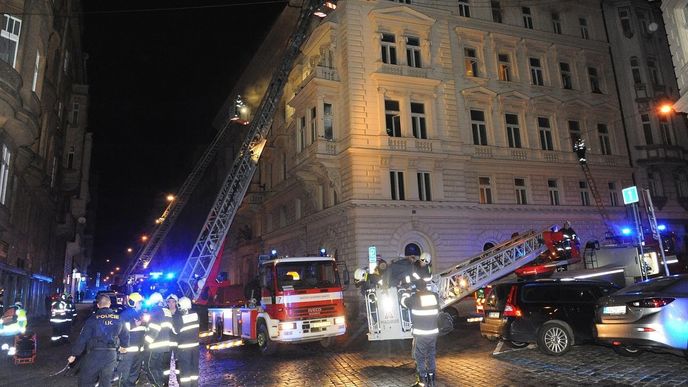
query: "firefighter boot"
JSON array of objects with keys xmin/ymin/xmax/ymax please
[
  {"xmin": 411, "ymin": 373, "xmax": 426, "ymax": 387},
  {"xmin": 426, "ymin": 372, "xmax": 436, "ymax": 387}
]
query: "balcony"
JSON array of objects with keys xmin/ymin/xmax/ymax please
[
  {"xmin": 377, "ymin": 63, "xmax": 429, "ymax": 79},
  {"xmin": 295, "ymin": 138, "xmax": 338, "ymax": 165},
  {"xmin": 469, "ymin": 145, "xmax": 627, "ymax": 166},
  {"xmin": 296, "ymin": 65, "xmax": 339, "ymax": 93},
  {"xmin": 385, "ymin": 137, "xmax": 436, "ymax": 153},
  {"xmin": 635, "ymin": 144, "xmax": 687, "ymax": 166}
]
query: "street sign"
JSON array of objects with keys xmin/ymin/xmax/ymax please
[
  {"xmin": 368, "ymin": 246, "xmax": 377, "ymax": 272},
  {"xmin": 622, "ymin": 186, "xmax": 639, "ymax": 205}
]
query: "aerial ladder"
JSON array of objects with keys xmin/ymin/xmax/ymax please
[
  {"xmin": 574, "ymin": 139, "xmax": 615, "ymax": 235},
  {"xmin": 364, "ymin": 228, "xmax": 552, "ymax": 341},
  {"xmin": 177, "ymin": 0, "xmax": 331, "ymax": 303}
]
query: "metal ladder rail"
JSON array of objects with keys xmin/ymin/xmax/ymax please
[
  {"xmin": 580, "ymin": 162, "xmax": 614, "ymax": 233},
  {"xmin": 120, "ymin": 121, "xmax": 232, "ymax": 283},
  {"xmin": 178, "ymin": 0, "xmax": 323, "ymax": 301},
  {"xmin": 436, "ymin": 228, "xmax": 550, "ymax": 309}
]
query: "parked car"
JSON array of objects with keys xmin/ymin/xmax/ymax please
[
  {"xmin": 595, "ymin": 274, "xmax": 688, "ymax": 358},
  {"xmin": 480, "ymin": 279, "xmax": 619, "ymax": 355}
]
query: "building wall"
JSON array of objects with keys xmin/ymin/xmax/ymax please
[
  {"xmin": 0, "ymin": 0, "xmax": 93, "ymax": 315},
  {"xmin": 218, "ymin": 0, "xmax": 637, "ymax": 312}
]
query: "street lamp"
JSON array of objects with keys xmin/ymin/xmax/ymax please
[
  {"xmin": 127, "ymin": 248, "xmax": 133, "ymax": 253},
  {"xmin": 166, "ymin": 194, "xmax": 175, "ymax": 202},
  {"xmin": 115, "ymin": 267, "xmax": 120, "ymax": 271},
  {"xmin": 141, "ymin": 235, "xmax": 149, "ymax": 242},
  {"xmin": 659, "ymin": 103, "xmax": 673, "ymax": 114},
  {"xmin": 106, "ymin": 259, "xmax": 110, "ymax": 263}
]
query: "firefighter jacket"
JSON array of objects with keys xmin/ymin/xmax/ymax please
[
  {"xmin": 120, "ymin": 307, "xmax": 147, "ymax": 352},
  {"xmin": 176, "ymin": 311, "xmax": 199, "ymax": 351},
  {"xmin": 144, "ymin": 306, "xmax": 177, "ymax": 352},
  {"xmin": 561, "ymin": 226, "xmax": 577, "ymax": 241},
  {"xmin": 71, "ymin": 307, "xmax": 129, "ymax": 356},
  {"xmin": 50, "ymin": 300, "xmax": 71, "ymax": 324},
  {"xmin": 406, "ymin": 262, "xmax": 432, "ymax": 286},
  {"xmin": 400, "ymin": 289, "xmax": 440, "ymax": 337},
  {"xmin": 0, "ymin": 307, "xmax": 27, "ymax": 336}
]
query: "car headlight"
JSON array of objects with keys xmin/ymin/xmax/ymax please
[
  {"xmin": 335, "ymin": 316, "xmax": 346, "ymax": 325},
  {"xmin": 279, "ymin": 322, "xmax": 297, "ymax": 331}
]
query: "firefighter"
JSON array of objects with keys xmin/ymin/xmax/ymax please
[
  {"xmin": 68, "ymin": 294, "xmax": 129, "ymax": 387},
  {"xmin": 0, "ymin": 301, "xmax": 27, "ymax": 357},
  {"xmin": 117, "ymin": 292, "xmax": 147, "ymax": 387},
  {"xmin": 165, "ymin": 293, "xmax": 181, "ymax": 381},
  {"xmin": 51, "ymin": 293, "xmax": 71, "ymax": 344},
  {"xmin": 559, "ymin": 221, "xmax": 579, "ymax": 257},
  {"xmin": 400, "ymin": 283, "xmax": 440, "ymax": 387},
  {"xmin": 144, "ymin": 292, "xmax": 176, "ymax": 387},
  {"xmin": 67, "ymin": 294, "xmax": 78, "ymax": 321},
  {"xmin": 176, "ymin": 297, "xmax": 199, "ymax": 386},
  {"xmin": 406, "ymin": 252, "xmax": 433, "ymax": 286}
]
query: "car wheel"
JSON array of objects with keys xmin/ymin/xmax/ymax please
[
  {"xmin": 257, "ymin": 321, "xmax": 277, "ymax": 355},
  {"xmin": 510, "ymin": 341, "xmax": 529, "ymax": 348},
  {"xmin": 613, "ymin": 345, "xmax": 643, "ymax": 357},
  {"xmin": 537, "ymin": 321, "xmax": 572, "ymax": 356},
  {"xmin": 442, "ymin": 307, "xmax": 460, "ymax": 328}
]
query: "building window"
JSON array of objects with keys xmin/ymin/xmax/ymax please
[
  {"xmin": 552, "ymin": 12, "xmax": 562, "ymax": 34},
  {"xmin": 471, "ymin": 109, "xmax": 488, "ymax": 146},
  {"xmin": 619, "ymin": 8, "xmax": 633, "ymax": 37},
  {"xmin": 411, "ymin": 102, "xmax": 427, "ymax": 139},
  {"xmin": 458, "ymin": 0, "xmax": 471, "ymax": 17},
  {"xmin": 568, "ymin": 120, "xmax": 581, "ymax": 150},
  {"xmin": 598, "ymin": 123, "xmax": 612, "ymax": 155},
  {"xmin": 390, "ymin": 171, "xmax": 405, "ymax": 200},
  {"xmin": 381, "ymin": 33, "xmax": 397, "ymax": 65},
  {"xmin": 630, "ymin": 57, "xmax": 642, "ymax": 84},
  {"xmin": 324, "ymin": 103, "xmax": 333, "ymax": 140},
  {"xmin": 579, "ymin": 17, "xmax": 589, "ymax": 39},
  {"xmin": 676, "ymin": 172, "xmax": 688, "ymax": 198},
  {"xmin": 385, "ymin": 100, "xmax": 401, "ymax": 137},
  {"xmin": 310, "ymin": 106, "xmax": 317, "ymax": 144},
  {"xmin": 514, "ymin": 178, "xmax": 527, "ymax": 205},
  {"xmin": 67, "ymin": 146, "xmax": 75, "ymax": 169},
  {"xmin": 72, "ymin": 102, "xmax": 80, "ymax": 126},
  {"xmin": 464, "ymin": 47, "xmax": 479, "ymax": 77},
  {"xmin": 282, "ymin": 153, "xmax": 287, "ymax": 180},
  {"xmin": 417, "ymin": 172, "xmax": 431, "ymax": 201},
  {"xmin": 608, "ymin": 182, "xmax": 619, "ymax": 206},
  {"xmin": 479, "ymin": 176, "xmax": 492, "ymax": 204},
  {"xmin": 491, "ymin": 1, "xmax": 502, "ymax": 23},
  {"xmin": 637, "ymin": 10, "xmax": 650, "ymax": 35},
  {"xmin": 548, "ymin": 179, "xmax": 560, "ymax": 206},
  {"xmin": 389, "ymin": 0, "xmax": 412, "ymax": 3},
  {"xmin": 406, "ymin": 36, "xmax": 422, "ymax": 68},
  {"xmin": 0, "ymin": 14, "xmax": 21, "ymax": 68},
  {"xmin": 298, "ymin": 116, "xmax": 306, "ymax": 151},
  {"xmin": 647, "ymin": 58, "xmax": 661, "ymax": 86},
  {"xmin": 641, "ymin": 114, "xmax": 653, "ymax": 145},
  {"xmin": 0, "ymin": 145, "xmax": 10, "ymax": 205},
  {"xmin": 560, "ymin": 62, "xmax": 572, "ymax": 89},
  {"xmin": 498, "ymin": 53, "xmax": 511, "ymax": 81},
  {"xmin": 659, "ymin": 115, "xmax": 673, "ymax": 145},
  {"xmin": 579, "ymin": 181, "xmax": 591, "ymax": 206},
  {"xmin": 505, "ymin": 113, "xmax": 521, "ymax": 148},
  {"xmin": 522, "ymin": 7, "xmax": 533, "ymax": 29},
  {"xmin": 588, "ymin": 67, "xmax": 602, "ymax": 93},
  {"xmin": 32, "ymin": 50, "xmax": 40, "ymax": 92},
  {"xmin": 648, "ymin": 171, "xmax": 663, "ymax": 197},
  {"xmin": 538, "ymin": 117, "xmax": 553, "ymax": 151},
  {"xmin": 530, "ymin": 58, "xmax": 544, "ymax": 86}
]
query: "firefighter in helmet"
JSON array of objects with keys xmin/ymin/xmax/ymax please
[
  {"xmin": 400, "ymin": 281, "xmax": 440, "ymax": 387},
  {"xmin": 176, "ymin": 297, "xmax": 199, "ymax": 386},
  {"xmin": 406, "ymin": 252, "xmax": 432, "ymax": 286},
  {"xmin": 50, "ymin": 293, "xmax": 71, "ymax": 344},
  {"xmin": 144, "ymin": 292, "xmax": 177, "ymax": 386},
  {"xmin": 117, "ymin": 292, "xmax": 146, "ymax": 386}
]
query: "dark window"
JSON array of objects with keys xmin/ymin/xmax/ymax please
[
  {"xmin": 560, "ymin": 286, "xmax": 597, "ymax": 302},
  {"xmin": 521, "ymin": 285, "xmax": 560, "ymax": 302},
  {"xmin": 404, "ymin": 243, "xmax": 421, "ymax": 257}
]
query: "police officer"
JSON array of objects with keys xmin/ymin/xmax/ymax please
[
  {"xmin": 50, "ymin": 293, "xmax": 71, "ymax": 344},
  {"xmin": 144, "ymin": 292, "xmax": 176, "ymax": 386},
  {"xmin": 401, "ymin": 282, "xmax": 440, "ymax": 387},
  {"xmin": 176, "ymin": 297, "xmax": 199, "ymax": 386},
  {"xmin": 117, "ymin": 292, "xmax": 147, "ymax": 387},
  {"xmin": 68, "ymin": 294, "xmax": 129, "ymax": 387}
]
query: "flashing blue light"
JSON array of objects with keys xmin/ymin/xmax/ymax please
[
  {"xmin": 270, "ymin": 249, "xmax": 278, "ymax": 257},
  {"xmin": 621, "ymin": 227, "xmax": 632, "ymax": 236},
  {"xmin": 319, "ymin": 248, "xmax": 326, "ymax": 257},
  {"xmin": 165, "ymin": 272, "xmax": 175, "ymax": 280},
  {"xmin": 657, "ymin": 224, "xmax": 667, "ymax": 231},
  {"xmin": 150, "ymin": 272, "xmax": 163, "ymax": 280}
]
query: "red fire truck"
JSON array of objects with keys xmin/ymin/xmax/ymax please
[{"xmin": 207, "ymin": 254, "xmax": 347, "ymax": 354}]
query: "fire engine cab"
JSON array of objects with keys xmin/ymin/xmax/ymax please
[{"xmin": 208, "ymin": 254, "xmax": 347, "ymax": 354}]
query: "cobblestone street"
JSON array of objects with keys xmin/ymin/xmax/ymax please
[{"xmin": 1, "ymin": 305, "xmax": 686, "ymax": 386}]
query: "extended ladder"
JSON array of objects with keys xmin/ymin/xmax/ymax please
[
  {"xmin": 178, "ymin": 0, "xmax": 324, "ymax": 301},
  {"xmin": 580, "ymin": 162, "xmax": 614, "ymax": 233}
]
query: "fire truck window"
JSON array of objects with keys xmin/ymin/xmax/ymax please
[{"xmin": 276, "ymin": 261, "xmax": 339, "ymax": 290}]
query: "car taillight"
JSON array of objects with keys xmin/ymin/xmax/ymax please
[
  {"xmin": 629, "ymin": 298, "xmax": 675, "ymax": 308},
  {"xmin": 502, "ymin": 285, "xmax": 522, "ymax": 318}
]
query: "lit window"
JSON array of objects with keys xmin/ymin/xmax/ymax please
[
  {"xmin": 579, "ymin": 17, "xmax": 589, "ymax": 39},
  {"xmin": 608, "ymin": 182, "xmax": 619, "ymax": 206},
  {"xmin": 479, "ymin": 177, "xmax": 492, "ymax": 204},
  {"xmin": 406, "ymin": 36, "xmax": 422, "ymax": 68},
  {"xmin": 492, "ymin": 1, "xmax": 502, "ymax": 23},
  {"xmin": 411, "ymin": 102, "xmax": 427, "ymax": 139},
  {"xmin": 417, "ymin": 172, "xmax": 431, "ymax": 201},
  {"xmin": 324, "ymin": 103, "xmax": 333, "ymax": 140},
  {"xmin": 0, "ymin": 14, "xmax": 22, "ymax": 68},
  {"xmin": 385, "ymin": 100, "xmax": 401, "ymax": 137},
  {"xmin": 641, "ymin": 114, "xmax": 653, "ymax": 145},
  {"xmin": 458, "ymin": 0, "xmax": 471, "ymax": 18},
  {"xmin": 560, "ymin": 62, "xmax": 572, "ymax": 89},
  {"xmin": 381, "ymin": 33, "xmax": 397, "ymax": 65},
  {"xmin": 538, "ymin": 117, "xmax": 553, "ymax": 151},
  {"xmin": 514, "ymin": 178, "xmax": 527, "ymax": 205},
  {"xmin": 464, "ymin": 48, "xmax": 479, "ymax": 77},
  {"xmin": 588, "ymin": 67, "xmax": 602, "ymax": 93},
  {"xmin": 598, "ymin": 123, "xmax": 612, "ymax": 155},
  {"xmin": 530, "ymin": 57, "xmax": 544, "ymax": 86},
  {"xmin": 498, "ymin": 53, "xmax": 511, "ymax": 81},
  {"xmin": 505, "ymin": 113, "xmax": 521, "ymax": 148},
  {"xmin": 552, "ymin": 12, "xmax": 562, "ymax": 34},
  {"xmin": 579, "ymin": 181, "xmax": 590, "ymax": 206},
  {"xmin": 471, "ymin": 109, "xmax": 488, "ymax": 146},
  {"xmin": 548, "ymin": 179, "xmax": 560, "ymax": 206},
  {"xmin": 390, "ymin": 171, "xmax": 405, "ymax": 200},
  {"xmin": 0, "ymin": 144, "xmax": 10, "ymax": 205}
]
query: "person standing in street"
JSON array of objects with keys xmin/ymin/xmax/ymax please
[
  {"xmin": 165, "ymin": 293, "xmax": 181, "ymax": 382},
  {"xmin": 117, "ymin": 292, "xmax": 147, "ymax": 387},
  {"xmin": 68, "ymin": 294, "xmax": 129, "ymax": 387},
  {"xmin": 144, "ymin": 292, "xmax": 176, "ymax": 386},
  {"xmin": 176, "ymin": 297, "xmax": 199, "ymax": 386},
  {"xmin": 401, "ymin": 282, "xmax": 441, "ymax": 387},
  {"xmin": 50, "ymin": 293, "xmax": 71, "ymax": 344}
]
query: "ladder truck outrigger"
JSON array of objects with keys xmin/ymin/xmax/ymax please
[{"xmin": 166, "ymin": 0, "xmax": 347, "ymax": 354}]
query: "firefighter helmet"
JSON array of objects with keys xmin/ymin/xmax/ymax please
[
  {"xmin": 166, "ymin": 293, "xmax": 179, "ymax": 303},
  {"xmin": 420, "ymin": 252, "xmax": 432, "ymax": 264},
  {"xmin": 149, "ymin": 292, "xmax": 163, "ymax": 305},
  {"xmin": 14, "ymin": 301, "xmax": 23, "ymax": 308},
  {"xmin": 178, "ymin": 297, "xmax": 192, "ymax": 311},
  {"xmin": 128, "ymin": 292, "xmax": 144, "ymax": 307},
  {"xmin": 354, "ymin": 268, "xmax": 367, "ymax": 282}
]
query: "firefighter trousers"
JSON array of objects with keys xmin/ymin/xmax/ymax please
[
  {"xmin": 78, "ymin": 349, "xmax": 118, "ymax": 387},
  {"xmin": 412, "ymin": 335, "xmax": 437, "ymax": 377},
  {"xmin": 145, "ymin": 350, "xmax": 171, "ymax": 387},
  {"xmin": 176, "ymin": 348, "xmax": 199, "ymax": 386},
  {"xmin": 116, "ymin": 350, "xmax": 144, "ymax": 387}
]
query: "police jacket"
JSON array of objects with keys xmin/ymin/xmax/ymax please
[
  {"xmin": 144, "ymin": 306, "xmax": 177, "ymax": 352},
  {"xmin": 0, "ymin": 307, "xmax": 27, "ymax": 336},
  {"xmin": 120, "ymin": 307, "xmax": 147, "ymax": 352},
  {"xmin": 71, "ymin": 307, "xmax": 129, "ymax": 356},
  {"xmin": 51, "ymin": 300, "xmax": 70, "ymax": 324},
  {"xmin": 176, "ymin": 310, "xmax": 199, "ymax": 351},
  {"xmin": 401, "ymin": 289, "xmax": 440, "ymax": 337}
]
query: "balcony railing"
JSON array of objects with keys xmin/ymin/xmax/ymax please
[
  {"xmin": 469, "ymin": 145, "xmax": 626, "ymax": 165},
  {"xmin": 635, "ymin": 144, "xmax": 687, "ymax": 165},
  {"xmin": 378, "ymin": 63, "xmax": 429, "ymax": 78},
  {"xmin": 385, "ymin": 137, "xmax": 437, "ymax": 153},
  {"xmin": 296, "ymin": 65, "xmax": 339, "ymax": 92}
]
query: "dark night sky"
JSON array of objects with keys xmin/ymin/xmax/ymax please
[{"xmin": 82, "ymin": 1, "xmax": 285, "ymax": 274}]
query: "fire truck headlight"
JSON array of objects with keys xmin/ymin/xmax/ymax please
[
  {"xmin": 335, "ymin": 316, "xmax": 346, "ymax": 326},
  {"xmin": 279, "ymin": 322, "xmax": 297, "ymax": 331}
]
